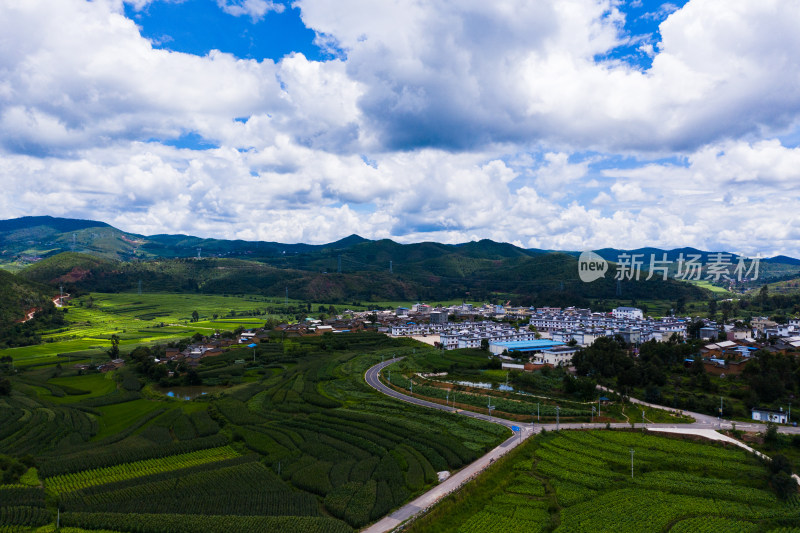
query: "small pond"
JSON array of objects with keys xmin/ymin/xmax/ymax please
[
  {"xmin": 160, "ymin": 386, "xmax": 227, "ymax": 400},
  {"xmin": 453, "ymin": 380, "xmax": 514, "ymax": 392}
]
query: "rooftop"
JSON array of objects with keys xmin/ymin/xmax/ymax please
[{"xmin": 489, "ymin": 339, "xmax": 567, "ymax": 351}]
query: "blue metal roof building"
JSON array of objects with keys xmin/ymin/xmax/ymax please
[{"xmin": 489, "ymin": 339, "xmax": 566, "ymax": 356}]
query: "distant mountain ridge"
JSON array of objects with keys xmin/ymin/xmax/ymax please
[
  {"xmin": 0, "ymin": 216, "xmax": 111, "ymax": 233},
  {"xmin": 4, "ymin": 216, "xmax": 794, "ymax": 264},
  {"xmin": 0, "ymin": 216, "xmax": 718, "ymax": 305},
  {"xmin": 1, "ymin": 216, "xmax": 797, "ymax": 304}
]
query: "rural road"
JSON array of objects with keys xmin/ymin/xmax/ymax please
[
  {"xmin": 363, "ymin": 358, "xmax": 531, "ymax": 533},
  {"xmin": 597, "ymin": 384, "xmax": 800, "ymax": 433},
  {"xmin": 362, "ymin": 357, "xmax": 800, "ymax": 532}
]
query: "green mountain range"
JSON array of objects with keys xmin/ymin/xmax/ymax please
[{"xmin": 0, "ymin": 216, "xmax": 723, "ymax": 308}]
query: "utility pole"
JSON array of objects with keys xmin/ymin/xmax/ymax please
[
  {"xmin": 388, "ymin": 370, "xmax": 391, "ymax": 384},
  {"xmin": 537, "ymin": 402, "xmax": 540, "ymax": 422},
  {"xmin": 630, "ymin": 448, "xmax": 635, "ymax": 478},
  {"xmin": 138, "ymin": 279, "xmax": 142, "ymax": 295},
  {"xmin": 446, "ymin": 389, "xmax": 450, "ymax": 407},
  {"xmin": 642, "ymin": 410, "xmax": 646, "ymax": 425},
  {"xmin": 556, "ymin": 406, "xmax": 560, "ymax": 431},
  {"xmin": 253, "ymin": 346, "xmax": 256, "ymax": 362},
  {"xmin": 487, "ymin": 395, "xmax": 495, "ymax": 419},
  {"xmin": 592, "ymin": 406, "xmax": 595, "ymax": 423},
  {"xmin": 410, "ymin": 379, "xmax": 413, "ymax": 394},
  {"xmin": 719, "ymin": 396, "xmax": 723, "ymax": 427}
]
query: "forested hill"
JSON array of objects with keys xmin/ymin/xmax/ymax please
[
  {"xmin": 0, "ymin": 269, "xmax": 54, "ymax": 326},
  {"xmin": 18, "ymin": 251, "xmax": 707, "ymax": 306},
  {"xmin": 0, "ymin": 215, "xmax": 752, "ymax": 304}
]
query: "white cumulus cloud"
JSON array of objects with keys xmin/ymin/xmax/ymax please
[{"xmin": 216, "ymin": 0, "xmax": 284, "ymax": 21}]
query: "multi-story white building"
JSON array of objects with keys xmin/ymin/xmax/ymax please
[
  {"xmin": 612, "ymin": 307, "xmax": 644, "ymax": 320},
  {"xmin": 533, "ymin": 346, "xmax": 580, "ymax": 367},
  {"xmin": 388, "ymin": 306, "xmax": 688, "ymax": 350}
]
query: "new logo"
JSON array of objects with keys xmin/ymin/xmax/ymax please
[{"xmin": 578, "ymin": 251, "xmax": 608, "ymax": 282}]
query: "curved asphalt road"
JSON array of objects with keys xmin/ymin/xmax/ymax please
[
  {"xmin": 362, "ymin": 357, "xmax": 800, "ymax": 533},
  {"xmin": 365, "ymin": 357, "xmax": 522, "ymax": 430}
]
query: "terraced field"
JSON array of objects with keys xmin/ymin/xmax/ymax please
[
  {"xmin": 408, "ymin": 429, "xmax": 800, "ymax": 532},
  {"xmin": 0, "ymin": 333, "xmax": 509, "ymax": 532}
]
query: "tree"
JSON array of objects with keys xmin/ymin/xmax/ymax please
[
  {"xmin": 108, "ymin": 334, "xmax": 120, "ymax": 359},
  {"xmin": 573, "ymin": 336, "xmax": 631, "ymax": 379},
  {"xmin": 184, "ymin": 369, "xmax": 202, "ymax": 386},
  {"xmin": 644, "ymin": 385, "xmax": 662, "ymax": 403},
  {"xmin": 759, "ymin": 285, "xmax": 769, "ymax": 307},
  {"xmin": 769, "ymin": 453, "xmax": 797, "ymax": 500},
  {"xmin": 486, "ymin": 357, "xmax": 502, "ymax": 370},
  {"xmin": 0, "ymin": 378, "xmax": 11, "ymax": 396},
  {"xmin": 771, "ymin": 471, "xmax": 797, "ymax": 500},
  {"xmin": 708, "ymin": 299, "xmax": 717, "ymax": 319},
  {"xmin": 191, "ymin": 310, "xmax": 199, "ymax": 322},
  {"xmin": 687, "ymin": 319, "xmax": 704, "ymax": 339},
  {"xmin": 480, "ymin": 338, "xmax": 490, "ymax": 351}
]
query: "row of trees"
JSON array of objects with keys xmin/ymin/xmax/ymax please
[{"xmin": 573, "ymin": 335, "xmax": 800, "ymax": 410}]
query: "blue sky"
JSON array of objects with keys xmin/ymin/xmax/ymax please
[
  {"xmin": 1, "ymin": 0, "xmax": 799, "ymax": 256},
  {"xmin": 125, "ymin": 0, "xmax": 326, "ymax": 62}
]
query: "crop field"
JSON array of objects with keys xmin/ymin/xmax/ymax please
[
  {"xmin": 0, "ymin": 292, "xmax": 305, "ymax": 366},
  {"xmin": 93, "ymin": 399, "xmax": 168, "ymax": 440},
  {"xmin": 408, "ymin": 429, "xmax": 800, "ymax": 533},
  {"xmin": 686, "ymin": 280, "xmax": 732, "ymax": 295},
  {"xmin": 385, "ymin": 350, "xmax": 692, "ymax": 424},
  {"xmin": 1, "ymin": 332, "xmax": 509, "ymax": 532}
]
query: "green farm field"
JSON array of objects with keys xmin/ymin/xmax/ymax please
[
  {"xmin": 408, "ymin": 429, "xmax": 800, "ymax": 533},
  {"xmin": 0, "ymin": 292, "xmax": 351, "ymax": 366},
  {"xmin": 93, "ymin": 399, "xmax": 168, "ymax": 440},
  {"xmin": 0, "ymin": 333, "xmax": 510, "ymax": 532},
  {"xmin": 43, "ymin": 373, "xmax": 118, "ymax": 404},
  {"xmin": 686, "ymin": 280, "xmax": 733, "ymax": 295}
]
